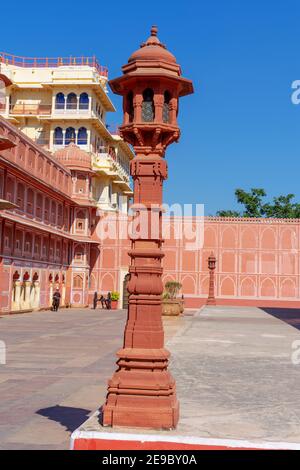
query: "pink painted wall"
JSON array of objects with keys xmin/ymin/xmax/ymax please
[{"xmin": 97, "ymin": 217, "xmax": 300, "ymax": 308}]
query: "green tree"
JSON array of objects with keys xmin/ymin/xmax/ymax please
[
  {"xmin": 216, "ymin": 210, "xmax": 241, "ymax": 217},
  {"xmin": 262, "ymin": 194, "xmax": 299, "ymax": 218},
  {"xmin": 217, "ymin": 189, "xmax": 300, "ymax": 218},
  {"xmin": 235, "ymin": 188, "xmax": 266, "ymax": 217}
]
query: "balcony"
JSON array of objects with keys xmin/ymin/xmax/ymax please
[
  {"xmin": 92, "ymin": 147, "xmax": 131, "ymax": 187},
  {"xmin": 52, "ymin": 142, "xmax": 89, "ymax": 153},
  {"xmin": 0, "ymin": 52, "xmax": 108, "ymax": 78},
  {"xmin": 53, "ymin": 103, "xmax": 90, "ymax": 115},
  {"xmin": 9, "ymin": 103, "xmax": 52, "ymax": 116},
  {"xmin": 93, "ymin": 147, "xmax": 114, "ymax": 172}
]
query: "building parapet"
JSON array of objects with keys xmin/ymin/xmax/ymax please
[
  {"xmin": 0, "ymin": 116, "xmax": 72, "ymax": 197},
  {"xmin": 205, "ymin": 216, "xmax": 300, "ymax": 224},
  {"xmin": 0, "ymin": 52, "xmax": 108, "ymax": 78}
]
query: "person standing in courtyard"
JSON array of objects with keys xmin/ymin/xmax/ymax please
[
  {"xmin": 106, "ymin": 292, "xmax": 111, "ymax": 310},
  {"xmin": 52, "ymin": 289, "xmax": 61, "ymax": 312},
  {"xmin": 99, "ymin": 294, "xmax": 106, "ymax": 309},
  {"xmin": 93, "ymin": 291, "xmax": 98, "ymax": 310}
]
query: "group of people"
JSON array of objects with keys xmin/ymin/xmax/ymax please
[
  {"xmin": 93, "ymin": 291, "xmax": 112, "ymax": 310},
  {"xmin": 51, "ymin": 289, "xmax": 112, "ymax": 311}
]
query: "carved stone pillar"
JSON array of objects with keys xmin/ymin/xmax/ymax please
[
  {"xmin": 169, "ymin": 98, "xmax": 178, "ymax": 126},
  {"xmin": 23, "ymin": 281, "xmax": 31, "ymax": 310},
  {"xmin": 49, "ymin": 282, "xmax": 53, "ymax": 307},
  {"xmin": 154, "ymin": 94, "xmax": 164, "ymax": 123},
  {"xmin": 133, "ymin": 94, "xmax": 142, "ymax": 122},
  {"xmin": 11, "ymin": 281, "xmax": 21, "ymax": 311},
  {"xmin": 102, "ymin": 26, "xmax": 193, "ymax": 430},
  {"xmin": 31, "ymin": 281, "xmax": 40, "ymax": 310}
]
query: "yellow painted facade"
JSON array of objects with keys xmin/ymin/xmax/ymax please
[{"xmin": 0, "ymin": 53, "xmax": 133, "ymax": 212}]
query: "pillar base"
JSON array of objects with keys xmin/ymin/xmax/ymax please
[
  {"xmin": 71, "ymin": 410, "xmax": 298, "ymax": 450},
  {"xmin": 102, "ymin": 347, "xmax": 179, "ymax": 430}
]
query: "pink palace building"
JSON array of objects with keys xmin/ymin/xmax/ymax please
[{"xmin": 1, "ymin": 54, "xmax": 300, "ymax": 314}]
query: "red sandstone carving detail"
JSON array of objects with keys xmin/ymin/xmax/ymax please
[{"xmin": 102, "ymin": 27, "xmax": 193, "ymax": 429}]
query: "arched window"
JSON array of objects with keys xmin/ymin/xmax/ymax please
[
  {"xmin": 54, "ymin": 127, "xmax": 63, "ymax": 145},
  {"xmin": 163, "ymin": 91, "xmax": 171, "ymax": 123},
  {"xmin": 73, "ymin": 274, "xmax": 83, "ymax": 288},
  {"xmin": 55, "ymin": 93, "xmax": 65, "ymax": 110},
  {"xmin": 77, "ymin": 127, "xmax": 87, "ymax": 145},
  {"xmin": 66, "ymin": 93, "xmax": 77, "ymax": 110},
  {"xmin": 65, "ymin": 127, "xmax": 76, "ymax": 145},
  {"xmin": 76, "ymin": 211, "xmax": 86, "ymax": 231},
  {"xmin": 142, "ymin": 88, "xmax": 154, "ymax": 122},
  {"xmin": 79, "ymin": 93, "xmax": 89, "ymax": 110},
  {"xmin": 127, "ymin": 91, "xmax": 134, "ymax": 122}
]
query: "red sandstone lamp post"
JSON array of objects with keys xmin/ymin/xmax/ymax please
[
  {"xmin": 207, "ymin": 252, "xmax": 217, "ymax": 306},
  {"xmin": 102, "ymin": 26, "xmax": 193, "ymax": 429}
]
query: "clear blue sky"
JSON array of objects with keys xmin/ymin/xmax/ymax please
[{"xmin": 2, "ymin": 0, "xmax": 300, "ymax": 214}]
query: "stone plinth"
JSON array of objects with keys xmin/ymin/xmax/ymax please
[{"xmin": 71, "ymin": 410, "xmax": 300, "ymax": 450}]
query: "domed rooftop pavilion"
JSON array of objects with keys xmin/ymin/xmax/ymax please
[{"xmin": 54, "ymin": 142, "xmax": 92, "ymax": 172}]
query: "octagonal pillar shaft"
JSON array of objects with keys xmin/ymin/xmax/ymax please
[{"xmin": 102, "ymin": 153, "xmax": 179, "ymax": 429}]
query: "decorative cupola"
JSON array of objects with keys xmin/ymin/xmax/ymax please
[
  {"xmin": 54, "ymin": 142, "xmax": 92, "ymax": 173},
  {"xmin": 54, "ymin": 143, "xmax": 94, "ymax": 203},
  {"xmin": 109, "ymin": 26, "xmax": 194, "ymax": 157}
]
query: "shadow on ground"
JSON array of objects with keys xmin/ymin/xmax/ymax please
[
  {"xmin": 37, "ymin": 405, "xmax": 90, "ymax": 432},
  {"xmin": 261, "ymin": 308, "xmax": 300, "ymax": 331}
]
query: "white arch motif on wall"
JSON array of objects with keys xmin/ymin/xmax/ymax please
[
  {"xmin": 221, "ymin": 226, "xmax": 237, "ymax": 248},
  {"xmin": 162, "ymin": 274, "xmax": 176, "ymax": 285},
  {"xmin": 100, "ymin": 272, "xmax": 115, "ymax": 292},
  {"xmin": 240, "ymin": 277, "xmax": 256, "ymax": 297},
  {"xmin": 260, "ymin": 227, "xmax": 276, "ymax": 249},
  {"xmin": 280, "ymin": 228, "xmax": 297, "ymax": 251},
  {"xmin": 181, "ymin": 275, "xmax": 196, "ymax": 295},
  {"xmin": 260, "ymin": 277, "xmax": 276, "ymax": 297},
  {"xmin": 280, "ymin": 278, "xmax": 296, "ymax": 298},
  {"xmin": 220, "ymin": 276, "xmax": 236, "ymax": 296}
]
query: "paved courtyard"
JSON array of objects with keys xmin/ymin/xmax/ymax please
[
  {"xmin": 171, "ymin": 305, "xmax": 300, "ymax": 444},
  {"xmin": 1, "ymin": 305, "xmax": 300, "ymax": 449}
]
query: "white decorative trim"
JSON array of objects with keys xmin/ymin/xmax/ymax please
[{"xmin": 70, "ymin": 429, "xmax": 300, "ymax": 450}]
